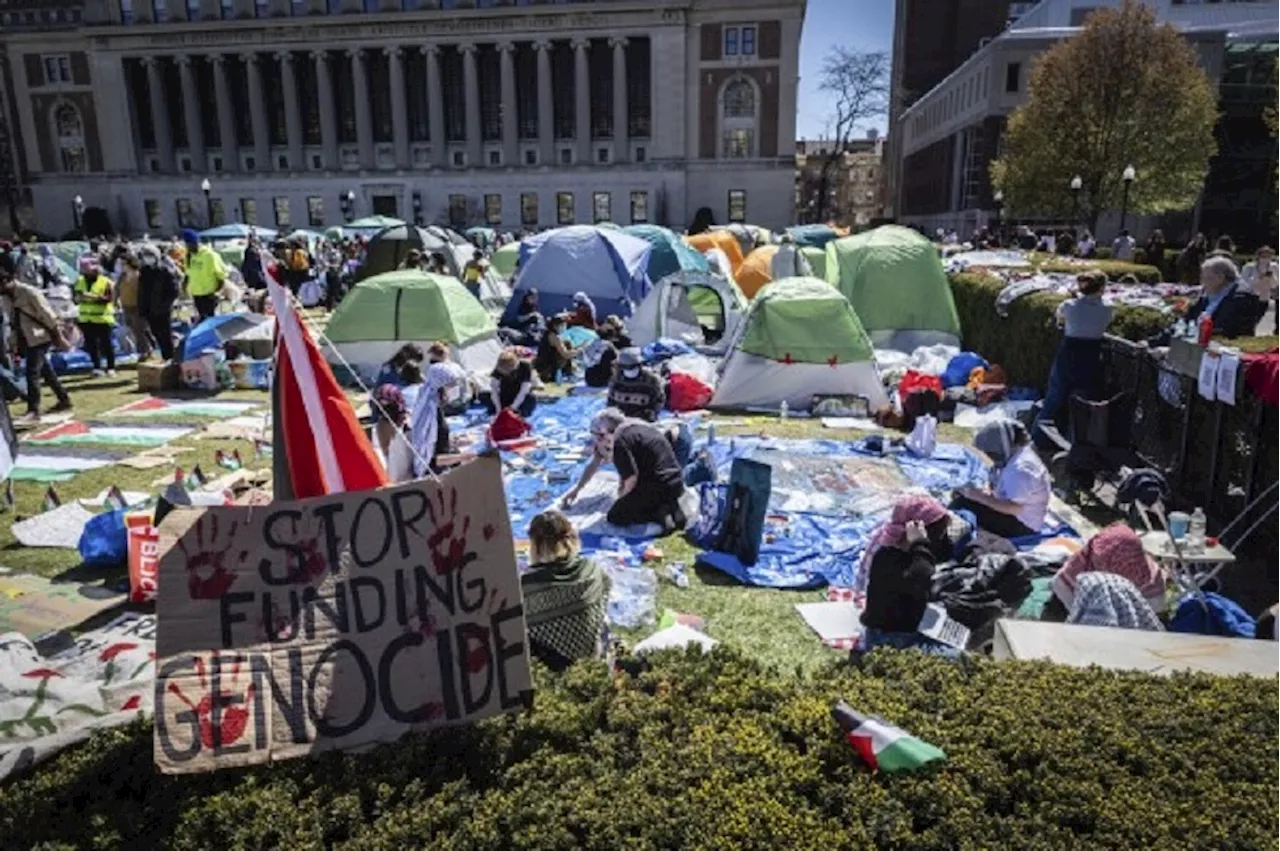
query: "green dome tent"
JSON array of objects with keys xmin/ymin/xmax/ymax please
[
  {"xmin": 491, "ymin": 241, "xmax": 521, "ymax": 279},
  {"xmin": 823, "ymin": 225, "xmax": 960, "ymax": 350},
  {"xmin": 710, "ymin": 276, "xmax": 889, "ymax": 412},
  {"xmin": 321, "ymin": 269, "xmax": 502, "ymax": 381}
]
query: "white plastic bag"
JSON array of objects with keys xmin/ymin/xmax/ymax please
[
  {"xmin": 298, "ymin": 278, "xmax": 323, "ymax": 308},
  {"xmin": 905, "ymin": 414, "xmax": 937, "ymax": 457}
]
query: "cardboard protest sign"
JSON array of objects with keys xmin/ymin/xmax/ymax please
[{"xmin": 152, "ymin": 454, "xmax": 531, "ymax": 774}]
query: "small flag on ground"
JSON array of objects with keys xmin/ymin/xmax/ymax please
[
  {"xmin": 103, "ymin": 485, "xmax": 128, "ymax": 510},
  {"xmin": 832, "ymin": 701, "xmax": 946, "ymax": 774},
  {"xmin": 189, "ymin": 465, "xmax": 207, "ymax": 488},
  {"xmin": 215, "ymin": 448, "xmax": 243, "ymax": 470},
  {"xmin": 42, "ymin": 485, "xmax": 61, "ymax": 512},
  {"xmin": 3, "ymin": 478, "xmax": 14, "ymax": 509}
]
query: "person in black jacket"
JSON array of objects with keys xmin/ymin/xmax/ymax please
[
  {"xmin": 136, "ymin": 244, "xmax": 180, "ymax": 361},
  {"xmin": 1152, "ymin": 256, "xmax": 1264, "ymax": 345}
]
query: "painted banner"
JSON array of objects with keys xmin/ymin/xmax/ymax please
[{"xmin": 152, "ymin": 454, "xmax": 531, "ymax": 774}]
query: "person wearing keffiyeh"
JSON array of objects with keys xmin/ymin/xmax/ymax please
[
  {"xmin": 1067, "ymin": 573, "xmax": 1164, "ymax": 631},
  {"xmin": 408, "ymin": 362, "xmax": 464, "ymax": 477},
  {"xmin": 520, "ymin": 510, "xmax": 609, "ymax": 671},
  {"xmin": 1052, "ymin": 524, "xmax": 1167, "ymax": 613}
]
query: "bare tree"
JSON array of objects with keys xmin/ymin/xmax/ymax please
[{"xmin": 811, "ymin": 48, "xmax": 889, "ymax": 224}]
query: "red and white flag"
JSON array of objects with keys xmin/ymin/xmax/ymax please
[{"xmin": 267, "ymin": 267, "xmax": 387, "ymax": 500}]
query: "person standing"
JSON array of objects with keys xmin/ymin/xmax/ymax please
[
  {"xmin": 1143, "ymin": 229, "xmax": 1166, "ymax": 274},
  {"xmin": 137, "ymin": 244, "xmax": 180, "ymax": 362},
  {"xmin": 1111, "ymin": 229, "xmax": 1136, "ymax": 262},
  {"xmin": 1242, "ymin": 246, "xmax": 1276, "ymax": 302},
  {"xmin": 183, "ymin": 229, "xmax": 226, "ymax": 323},
  {"xmin": 0, "ymin": 254, "xmax": 73, "ymax": 423},
  {"xmin": 73, "ymin": 260, "xmax": 116, "ymax": 377},
  {"xmin": 114, "ymin": 251, "xmax": 153, "ymax": 360},
  {"xmin": 1036, "ymin": 271, "xmax": 1113, "ymax": 429},
  {"xmin": 241, "ymin": 238, "xmax": 266, "ymax": 290},
  {"xmin": 1178, "ymin": 233, "xmax": 1208, "ymax": 283}
]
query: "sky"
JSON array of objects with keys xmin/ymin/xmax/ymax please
[{"xmin": 796, "ymin": 0, "xmax": 895, "ymax": 141}]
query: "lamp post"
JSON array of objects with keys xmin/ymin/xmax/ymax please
[
  {"xmin": 200, "ymin": 178, "xmax": 213, "ymax": 227},
  {"xmin": 1119, "ymin": 164, "xmax": 1135, "ymax": 233},
  {"xmin": 992, "ymin": 190, "xmax": 1003, "ymax": 240},
  {"xmin": 72, "ymin": 194, "xmax": 84, "ymax": 232},
  {"xmin": 343, "ymin": 189, "xmax": 356, "ymax": 223},
  {"xmin": 412, "ymin": 191, "xmax": 423, "ymax": 226},
  {"xmin": 1069, "ymin": 175, "xmax": 1082, "ymax": 231}
]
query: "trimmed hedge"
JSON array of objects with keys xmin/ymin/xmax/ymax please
[
  {"xmin": 1, "ymin": 649, "xmax": 1275, "ymax": 850},
  {"xmin": 949, "ymin": 272, "xmax": 1169, "ymax": 389}
]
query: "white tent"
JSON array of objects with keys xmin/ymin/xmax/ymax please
[
  {"xmin": 710, "ymin": 277, "xmax": 890, "ymax": 412},
  {"xmin": 629, "ymin": 270, "xmax": 748, "ymax": 355}
]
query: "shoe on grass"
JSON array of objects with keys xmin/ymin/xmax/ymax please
[
  {"xmin": 106, "ymin": 369, "xmax": 117, "ymax": 377},
  {"xmin": 91, "ymin": 369, "xmax": 104, "ymax": 377},
  {"xmin": 50, "ymin": 400, "xmax": 73, "ymax": 413}
]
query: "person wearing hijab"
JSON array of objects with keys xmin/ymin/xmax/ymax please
[
  {"xmin": 1067, "ymin": 573, "xmax": 1164, "ymax": 631},
  {"xmin": 568, "ymin": 291, "xmax": 597, "ymax": 329},
  {"xmin": 1052, "ymin": 524, "xmax": 1166, "ymax": 613},
  {"xmin": 954, "ymin": 420, "xmax": 1051, "ymax": 538},
  {"xmin": 408, "ymin": 361, "xmax": 465, "ymax": 477}
]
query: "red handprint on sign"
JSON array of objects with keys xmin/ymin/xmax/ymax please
[
  {"xmin": 422, "ymin": 488, "xmax": 478, "ymax": 577},
  {"xmin": 166, "ymin": 654, "xmax": 255, "ymax": 750},
  {"xmin": 176, "ymin": 515, "xmax": 244, "ymax": 600}
]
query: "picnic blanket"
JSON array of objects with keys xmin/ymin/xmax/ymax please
[
  {"xmin": 101, "ymin": 397, "xmax": 260, "ymax": 418},
  {"xmin": 0, "ymin": 613, "xmax": 155, "ymax": 782}
]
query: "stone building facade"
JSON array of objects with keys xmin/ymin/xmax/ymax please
[{"xmin": 0, "ymin": 0, "xmax": 804, "ymax": 236}]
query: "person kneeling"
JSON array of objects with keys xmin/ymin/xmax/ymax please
[
  {"xmin": 952, "ymin": 420, "xmax": 1050, "ymax": 539},
  {"xmin": 520, "ymin": 510, "xmax": 609, "ymax": 672},
  {"xmin": 488, "ymin": 349, "xmax": 537, "ymax": 417},
  {"xmin": 563, "ymin": 408, "xmax": 687, "ymax": 532}
]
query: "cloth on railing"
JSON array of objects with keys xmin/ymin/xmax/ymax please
[
  {"xmin": 995, "ymin": 278, "xmax": 1055, "ymax": 317},
  {"xmin": 993, "ymin": 272, "xmax": 1202, "ymax": 318},
  {"xmin": 1243, "ymin": 351, "xmax": 1278, "ymax": 406}
]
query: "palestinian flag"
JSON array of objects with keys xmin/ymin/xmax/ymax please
[
  {"xmin": 831, "ymin": 701, "xmax": 946, "ymax": 774},
  {"xmin": 42, "ymin": 484, "xmax": 61, "ymax": 512},
  {"xmin": 267, "ymin": 266, "xmax": 387, "ymax": 500}
]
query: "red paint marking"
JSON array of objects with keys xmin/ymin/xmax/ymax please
[
  {"xmin": 482, "ymin": 523, "xmax": 495, "ymax": 541},
  {"xmin": 828, "ymin": 355, "xmax": 839, "ymax": 367},
  {"xmin": 120, "ymin": 695, "xmax": 142, "ymax": 711},
  {"xmin": 21, "ymin": 668, "xmax": 64, "ymax": 679},
  {"xmin": 782, "ymin": 353, "xmax": 794, "ymax": 365},
  {"xmin": 99, "ymin": 642, "xmax": 139, "ymax": 662}
]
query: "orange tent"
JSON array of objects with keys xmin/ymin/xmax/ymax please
[
  {"xmin": 736, "ymin": 245, "xmax": 779, "ymax": 299},
  {"xmin": 685, "ymin": 230, "xmax": 745, "ymax": 276}
]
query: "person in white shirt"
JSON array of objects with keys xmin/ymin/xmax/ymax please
[
  {"xmin": 1111, "ymin": 229, "xmax": 1136, "ymax": 262},
  {"xmin": 952, "ymin": 420, "xmax": 1051, "ymax": 538},
  {"xmin": 769, "ymin": 233, "xmax": 811, "ymax": 280},
  {"xmin": 1241, "ymin": 245, "xmax": 1275, "ymax": 301}
]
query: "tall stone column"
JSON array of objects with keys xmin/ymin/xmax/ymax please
[
  {"xmin": 176, "ymin": 55, "xmax": 205, "ymax": 168},
  {"xmin": 423, "ymin": 45, "xmax": 446, "ymax": 167},
  {"xmin": 143, "ymin": 57, "xmax": 175, "ymax": 172},
  {"xmin": 610, "ymin": 37, "xmax": 628, "ymax": 161},
  {"xmin": 386, "ymin": 46, "xmax": 409, "ymax": 169},
  {"xmin": 534, "ymin": 40, "xmax": 554, "ymax": 166},
  {"xmin": 461, "ymin": 43, "xmax": 481, "ymax": 167},
  {"xmin": 313, "ymin": 50, "xmax": 338, "ymax": 169},
  {"xmin": 242, "ymin": 52, "xmax": 270, "ymax": 170},
  {"xmin": 498, "ymin": 42, "xmax": 517, "ymax": 167},
  {"xmin": 572, "ymin": 39, "xmax": 591, "ymax": 163},
  {"xmin": 349, "ymin": 48, "xmax": 374, "ymax": 168},
  {"xmin": 211, "ymin": 55, "xmax": 238, "ymax": 169},
  {"xmin": 277, "ymin": 51, "xmax": 304, "ymax": 170}
]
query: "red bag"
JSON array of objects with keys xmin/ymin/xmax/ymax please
[
  {"xmin": 666, "ymin": 372, "xmax": 715, "ymax": 412},
  {"xmin": 489, "ymin": 408, "xmax": 532, "ymax": 443},
  {"xmin": 126, "ymin": 513, "xmax": 159, "ymax": 603},
  {"xmin": 898, "ymin": 370, "xmax": 944, "ymax": 401}
]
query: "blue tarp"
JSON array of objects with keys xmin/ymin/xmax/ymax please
[
  {"xmin": 504, "ymin": 226, "xmax": 652, "ymax": 323},
  {"xmin": 786, "ymin": 224, "xmax": 841, "ymax": 249}
]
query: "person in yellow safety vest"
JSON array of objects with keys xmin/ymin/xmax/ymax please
[
  {"xmin": 73, "ymin": 260, "xmax": 117, "ymax": 377},
  {"xmin": 462, "ymin": 254, "xmax": 486, "ymax": 299},
  {"xmin": 183, "ymin": 228, "xmax": 228, "ymax": 323}
]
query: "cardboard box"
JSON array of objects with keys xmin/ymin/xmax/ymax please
[{"xmin": 137, "ymin": 361, "xmax": 180, "ymax": 393}]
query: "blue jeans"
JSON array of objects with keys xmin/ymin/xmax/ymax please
[
  {"xmin": 1038, "ymin": 337, "xmax": 1103, "ymax": 427},
  {"xmin": 862, "ymin": 628, "xmax": 962, "ymax": 659}
]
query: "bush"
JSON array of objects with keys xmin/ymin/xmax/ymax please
[
  {"xmin": 949, "ymin": 272, "xmax": 1169, "ymax": 389},
  {"xmin": 1, "ymin": 649, "xmax": 1275, "ymax": 850}
]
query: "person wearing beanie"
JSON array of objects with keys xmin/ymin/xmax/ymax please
[
  {"xmin": 1, "ymin": 253, "xmax": 73, "ymax": 422},
  {"xmin": 607, "ymin": 347, "xmax": 664, "ymax": 422},
  {"xmin": 183, "ymin": 228, "xmax": 227, "ymax": 322}
]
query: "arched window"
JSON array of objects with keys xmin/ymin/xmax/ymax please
[
  {"xmin": 720, "ymin": 77, "xmax": 758, "ymax": 159},
  {"xmin": 53, "ymin": 102, "xmax": 86, "ymax": 173}
]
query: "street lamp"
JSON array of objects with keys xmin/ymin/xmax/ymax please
[
  {"xmin": 412, "ymin": 191, "xmax": 423, "ymax": 226},
  {"xmin": 342, "ymin": 189, "xmax": 357, "ymax": 223},
  {"xmin": 200, "ymin": 178, "xmax": 213, "ymax": 226},
  {"xmin": 992, "ymin": 189, "xmax": 1004, "ymax": 235},
  {"xmin": 1119, "ymin": 164, "xmax": 1136, "ymax": 233},
  {"xmin": 72, "ymin": 194, "xmax": 84, "ymax": 231},
  {"xmin": 1069, "ymin": 175, "xmax": 1082, "ymax": 230}
]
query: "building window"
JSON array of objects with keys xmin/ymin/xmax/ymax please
[
  {"xmin": 521, "ymin": 192, "xmax": 538, "ymax": 226},
  {"xmin": 721, "ymin": 77, "xmax": 757, "ymax": 159},
  {"xmin": 597, "ymin": 147, "xmax": 610, "ymax": 164},
  {"xmin": 453, "ymin": 150, "xmax": 465, "ymax": 167},
  {"xmin": 592, "ymin": 191, "xmax": 611, "ymax": 224},
  {"xmin": 292, "ymin": 0, "xmax": 307, "ymax": 14},
  {"xmin": 524, "ymin": 149, "xmax": 537, "ymax": 166},
  {"xmin": 635, "ymin": 146, "xmax": 646, "ymax": 163},
  {"xmin": 153, "ymin": 0, "xmax": 169, "ymax": 22},
  {"xmin": 53, "ymin": 103, "xmax": 87, "ymax": 173},
  {"xmin": 185, "ymin": 0, "xmax": 200, "ymax": 19},
  {"xmin": 120, "ymin": 0, "xmax": 134, "ymax": 24},
  {"xmin": 176, "ymin": 198, "xmax": 194, "ymax": 228},
  {"xmin": 307, "ymin": 196, "xmax": 324, "ymax": 227},
  {"xmin": 209, "ymin": 198, "xmax": 226, "ymax": 226},
  {"xmin": 273, "ymin": 198, "xmax": 291, "ymax": 228},
  {"xmin": 727, "ymin": 190, "xmax": 746, "ymax": 223},
  {"xmin": 43, "ymin": 55, "xmax": 72, "ymax": 85},
  {"xmin": 559, "ymin": 148, "xmax": 572, "ymax": 165},
  {"xmin": 255, "ymin": 0, "xmax": 269, "ymax": 17},
  {"xmin": 219, "ymin": 0, "xmax": 233, "ymax": 17},
  {"xmin": 484, "ymin": 194, "xmax": 502, "ymax": 225},
  {"xmin": 241, "ymin": 198, "xmax": 258, "ymax": 225},
  {"xmin": 488, "ymin": 150, "xmax": 501, "ymax": 166},
  {"xmin": 556, "ymin": 192, "xmax": 574, "ymax": 225},
  {"xmin": 277, "ymin": 155, "xmax": 289, "ymax": 170},
  {"xmin": 724, "ymin": 27, "xmax": 739, "ymax": 57},
  {"xmin": 449, "ymin": 194, "xmax": 467, "ymax": 228},
  {"xmin": 212, "ymin": 156, "xmax": 223, "ymax": 172},
  {"xmin": 245, "ymin": 156, "xmax": 256, "ymax": 171},
  {"xmin": 629, "ymin": 191, "xmax": 648, "ymax": 224},
  {"xmin": 144, "ymin": 199, "xmax": 161, "ymax": 230},
  {"xmin": 1005, "ymin": 62, "xmax": 1021, "ymax": 93},
  {"xmin": 741, "ymin": 25, "xmax": 757, "ymax": 56}
]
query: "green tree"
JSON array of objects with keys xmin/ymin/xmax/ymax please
[{"xmin": 990, "ymin": 0, "xmax": 1218, "ymax": 232}]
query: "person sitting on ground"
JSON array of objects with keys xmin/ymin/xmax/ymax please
[
  {"xmin": 400, "ymin": 248, "xmax": 424, "ymax": 270},
  {"xmin": 534, "ymin": 314, "xmax": 577, "ymax": 382},
  {"xmin": 520, "ymin": 510, "xmax": 609, "ymax": 672},
  {"xmin": 858, "ymin": 495, "xmax": 963, "ymax": 656},
  {"xmin": 596, "ymin": 314, "xmax": 632, "ymax": 348},
  {"xmin": 582, "ymin": 336, "xmax": 618, "ymax": 388},
  {"xmin": 1037, "ymin": 271, "xmax": 1113, "ymax": 428},
  {"xmin": 1050, "ymin": 524, "xmax": 1167, "ymax": 616},
  {"xmin": 608, "ymin": 347, "xmax": 665, "ymax": 421},
  {"xmin": 953, "ymin": 420, "xmax": 1050, "ymax": 539},
  {"xmin": 567, "ymin": 291, "xmax": 597, "ymax": 329},
  {"xmin": 1066, "ymin": 572, "xmax": 1164, "ymax": 631},
  {"xmin": 1075, "ymin": 230, "xmax": 1096, "ymax": 258},
  {"xmin": 562, "ymin": 407, "xmax": 687, "ymax": 532},
  {"xmin": 374, "ymin": 383, "xmax": 414, "ymax": 483},
  {"xmin": 371, "ymin": 344, "xmax": 425, "ymax": 458},
  {"xmin": 426, "ymin": 341, "xmax": 473, "ymax": 413},
  {"xmin": 1241, "ymin": 245, "xmax": 1276, "ymax": 302},
  {"xmin": 488, "ymin": 349, "xmax": 537, "ymax": 417},
  {"xmin": 1167, "ymin": 256, "xmax": 1265, "ymax": 341},
  {"xmin": 501, "ymin": 289, "xmax": 545, "ymax": 346}
]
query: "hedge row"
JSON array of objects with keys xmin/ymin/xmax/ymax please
[
  {"xmin": 949, "ymin": 272, "xmax": 1169, "ymax": 390},
  {"xmin": 1025, "ymin": 253, "xmax": 1164, "ymax": 284},
  {"xmin": 2, "ymin": 649, "xmax": 1275, "ymax": 850}
]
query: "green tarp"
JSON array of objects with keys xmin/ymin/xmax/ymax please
[
  {"xmin": 739, "ymin": 276, "xmax": 875, "ymax": 364},
  {"xmin": 800, "ymin": 245, "xmax": 827, "ymax": 281},
  {"xmin": 823, "ymin": 225, "xmax": 960, "ymax": 338},
  {"xmin": 324, "ymin": 269, "xmax": 495, "ymax": 345}
]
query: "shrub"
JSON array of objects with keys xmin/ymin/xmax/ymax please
[
  {"xmin": 949, "ymin": 272, "xmax": 1169, "ymax": 389},
  {"xmin": 0, "ymin": 649, "xmax": 1275, "ymax": 850}
]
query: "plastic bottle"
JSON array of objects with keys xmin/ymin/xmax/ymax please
[
  {"xmin": 779, "ymin": 400, "xmax": 789, "ymax": 420},
  {"xmin": 707, "ymin": 423, "xmax": 716, "ymax": 446},
  {"xmin": 664, "ymin": 562, "xmax": 690, "ymax": 588},
  {"xmin": 1197, "ymin": 313, "xmax": 1214, "ymax": 347},
  {"xmin": 604, "ymin": 564, "xmax": 657, "ymax": 628},
  {"xmin": 1187, "ymin": 507, "xmax": 1207, "ymax": 553}
]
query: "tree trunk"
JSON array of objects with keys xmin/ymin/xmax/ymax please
[{"xmin": 814, "ymin": 154, "xmax": 839, "ymax": 224}]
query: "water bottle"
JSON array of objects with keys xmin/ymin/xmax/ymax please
[
  {"xmin": 664, "ymin": 562, "xmax": 690, "ymax": 589},
  {"xmin": 1187, "ymin": 507, "xmax": 1207, "ymax": 553},
  {"xmin": 779, "ymin": 400, "xmax": 789, "ymax": 420},
  {"xmin": 604, "ymin": 564, "xmax": 657, "ymax": 628},
  {"xmin": 706, "ymin": 423, "xmax": 716, "ymax": 446}
]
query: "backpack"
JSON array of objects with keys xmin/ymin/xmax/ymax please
[{"xmin": 287, "ymin": 249, "xmax": 310, "ymax": 272}]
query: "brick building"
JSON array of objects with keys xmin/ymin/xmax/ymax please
[{"xmin": 794, "ymin": 131, "xmax": 883, "ymax": 226}]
